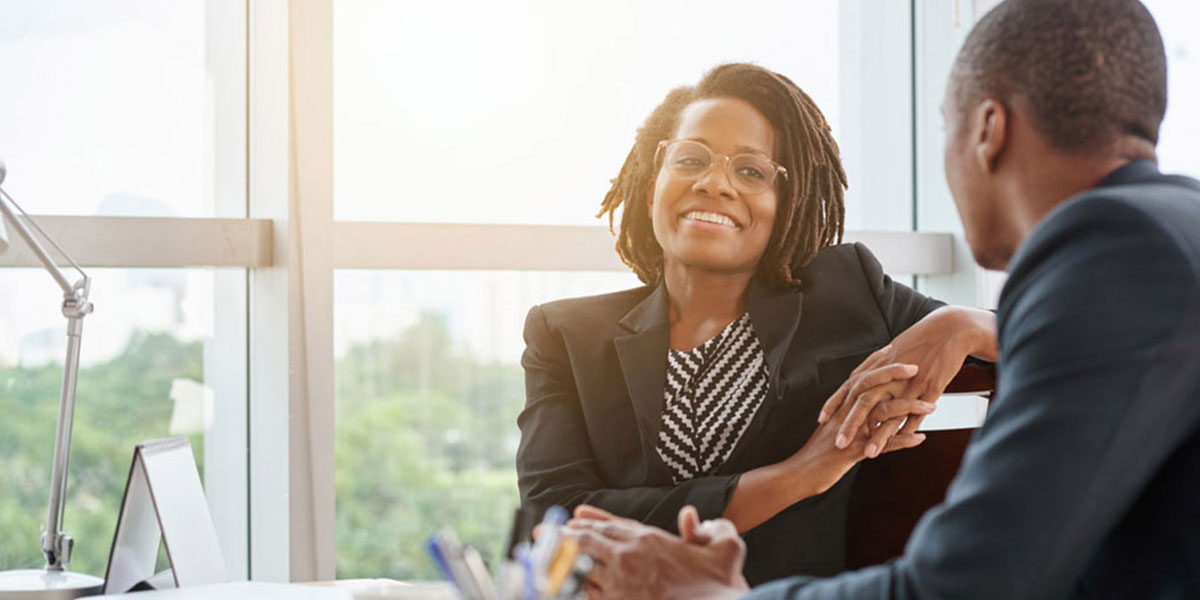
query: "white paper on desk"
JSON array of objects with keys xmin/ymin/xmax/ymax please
[
  {"xmin": 86, "ymin": 581, "xmax": 353, "ymax": 599},
  {"xmin": 919, "ymin": 394, "xmax": 989, "ymax": 431}
]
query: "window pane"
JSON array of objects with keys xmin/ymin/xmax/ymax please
[
  {"xmin": 0, "ymin": 267, "xmax": 246, "ymax": 576},
  {"xmin": 0, "ymin": 1, "xmax": 246, "ymax": 218},
  {"xmin": 334, "ymin": 270, "xmax": 640, "ymax": 578},
  {"xmin": 1143, "ymin": 0, "xmax": 1200, "ymax": 179},
  {"xmin": 334, "ymin": 0, "xmax": 842, "ymax": 225}
]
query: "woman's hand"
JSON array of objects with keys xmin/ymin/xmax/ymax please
[
  {"xmin": 786, "ymin": 365, "xmax": 935, "ymax": 497},
  {"xmin": 720, "ymin": 368, "xmax": 932, "ymax": 533},
  {"xmin": 818, "ymin": 307, "xmax": 997, "ymax": 458}
]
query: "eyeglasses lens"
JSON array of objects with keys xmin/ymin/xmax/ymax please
[
  {"xmin": 663, "ymin": 140, "xmax": 776, "ymax": 194},
  {"xmin": 664, "ymin": 141, "xmax": 712, "ymax": 177}
]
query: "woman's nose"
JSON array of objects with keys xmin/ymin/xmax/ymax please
[{"xmin": 692, "ymin": 157, "xmax": 735, "ymax": 199}]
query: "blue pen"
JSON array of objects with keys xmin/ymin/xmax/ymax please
[
  {"xmin": 514, "ymin": 542, "xmax": 537, "ymax": 600},
  {"xmin": 529, "ymin": 506, "xmax": 568, "ymax": 578},
  {"xmin": 426, "ymin": 535, "xmax": 458, "ymax": 590},
  {"xmin": 428, "ymin": 531, "xmax": 485, "ymax": 599}
]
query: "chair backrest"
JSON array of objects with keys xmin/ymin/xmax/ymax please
[{"xmin": 844, "ymin": 363, "xmax": 994, "ymax": 569}]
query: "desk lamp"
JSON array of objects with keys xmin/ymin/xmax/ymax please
[{"xmin": 0, "ymin": 160, "xmax": 104, "ymax": 599}]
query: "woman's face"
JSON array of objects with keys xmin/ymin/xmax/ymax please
[{"xmin": 650, "ymin": 97, "xmax": 779, "ymax": 278}]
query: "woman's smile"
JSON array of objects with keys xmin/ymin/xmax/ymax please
[{"xmin": 680, "ymin": 209, "xmax": 741, "ymax": 230}]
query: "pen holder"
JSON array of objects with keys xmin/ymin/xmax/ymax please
[{"xmin": 427, "ymin": 506, "xmax": 592, "ymax": 600}]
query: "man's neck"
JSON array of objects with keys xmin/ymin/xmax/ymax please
[{"xmin": 1010, "ymin": 143, "xmax": 1156, "ymax": 241}]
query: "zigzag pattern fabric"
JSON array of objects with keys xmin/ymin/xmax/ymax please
[{"xmin": 656, "ymin": 313, "xmax": 769, "ymax": 484}]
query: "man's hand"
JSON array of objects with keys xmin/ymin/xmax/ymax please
[
  {"xmin": 568, "ymin": 505, "xmax": 750, "ymax": 600},
  {"xmin": 818, "ymin": 307, "xmax": 997, "ymax": 458},
  {"xmin": 571, "ymin": 504, "xmax": 730, "ymax": 544}
]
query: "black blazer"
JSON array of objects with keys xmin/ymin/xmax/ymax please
[
  {"xmin": 748, "ymin": 161, "xmax": 1200, "ymax": 598},
  {"xmin": 517, "ymin": 242, "xmax": 943, "ymax": 584}
]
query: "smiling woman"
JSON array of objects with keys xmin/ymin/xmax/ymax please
[
  {"xmin": 515, "ymin": 63, "xmax": 995, "ymax": 586},
  {"xmin": 650, "ymin": 100, "xmax": 782, "ymax": 285},
  {"xmin": 598, "ymin": 66, "xmax": 848, "ymax": 291}
]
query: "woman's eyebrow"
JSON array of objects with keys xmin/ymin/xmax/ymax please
[
  {"xmin": 682, "ymin": 137, "xmax": 772, "ymax": 157},
  {"xmin": 735, "ymin": 146, "xmax": 771, "ymax": 157}
]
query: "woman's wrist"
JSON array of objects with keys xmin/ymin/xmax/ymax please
[
  {"xmin": 960, "ymin": 308, "xmax": 998, "ymax": 362},
  {"xmin": 935, "ymin": 306, "xmax": 998, "ymax": 362},
  {"xmin": 723, "ymin": 454, "xmax": 819, "ymax": 532},
  {"xmin": 778, "ymin": 448, "xmax": 824, "ymax": 501},
  {"xmin": 746, "ymin": 453, "xmax": 819, "ymax": 507}
]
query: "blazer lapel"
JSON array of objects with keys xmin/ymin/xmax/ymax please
[
  {"xmin": 717, "ymin": 280, "xmax": 804, "ymax": 472},
  {"xmin": 748, "ymin": 280, "xmax": 804, "ymax": 385},
  {"xmin": 614, "ymin": 282, "xmax": 672, "ymax": 481},
  {"xmin": 612, "ymin": 279, "xmax": 805, "ymax": 480}
]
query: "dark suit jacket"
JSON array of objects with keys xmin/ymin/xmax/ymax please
[
  {"xmin": 517, "ymin": 242, "xmax": 943, "ymax": 584},
  {"xmin": 749, "ymin": 161, "xmax": 1200, "ymax": 598}
]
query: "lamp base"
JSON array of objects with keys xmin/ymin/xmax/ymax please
[{"xmin": 0, "ymin": 569, "xmax": 104, "ymax": 600}]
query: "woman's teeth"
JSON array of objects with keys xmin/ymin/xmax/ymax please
[{"xmin": 684, "ymin": 211, "xmax": 737, "ymax": 227}]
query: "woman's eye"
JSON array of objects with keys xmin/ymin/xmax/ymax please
[
  {"xmin": 737, "ymin": 165, "xmax": 767, "ymax": 180},
  {"xmin": 674, "ymin": 156, "xmax": 706, "ymax": 167}
]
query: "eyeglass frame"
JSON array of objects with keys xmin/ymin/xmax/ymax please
[{"xmin": 654, "ymin": 139, "xmax": 789, "ymax": 194}]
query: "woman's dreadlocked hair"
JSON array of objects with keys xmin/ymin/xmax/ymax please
[{"xmin": 597, "ymin": 63, "xmax": 847, "ymax": 289}]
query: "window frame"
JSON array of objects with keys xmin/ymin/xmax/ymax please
[{"xmin": 0, "ymin": 0, "xmax": 984, "ymax": 582}]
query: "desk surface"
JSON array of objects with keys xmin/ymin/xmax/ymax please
[{"xmin": 87, "ymin": 580, "xmax": 456, "ymax": 600}]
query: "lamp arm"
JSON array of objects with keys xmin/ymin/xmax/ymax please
[
  {"xmin": 42, "ymin": 300, "xmax": 91, "ymax": 570},
  {"xmin": 0, "ymin": 184, "xmax": 94, "ymax": 571},
  {"xmin": 0, "ymin": 188, "xmax": 82, "ymax": 298}
]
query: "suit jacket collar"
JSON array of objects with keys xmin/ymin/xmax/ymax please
[
  {"xmin": 614, "ymin": 278, "xmax": 804, "ymax": 481},
  {"xmin": 617, "ymin": 278, "xmax": 804, "ymax": 340},
  {"xmin": 617, "ymin": 279, "xmax": 671, "ymax": 333},
  {"xmin": 1095, "ymin": 159, "xmax": 1159, "ymax": 188}
]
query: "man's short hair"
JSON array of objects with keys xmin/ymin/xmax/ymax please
[{"xmin": 952, "ymin": 0, "xmax": 1167, "ymax": 154}]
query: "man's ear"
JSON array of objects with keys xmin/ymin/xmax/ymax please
[{"xmin": 974, "ymin": 99, "xmax": 1007, "ymax": 174}]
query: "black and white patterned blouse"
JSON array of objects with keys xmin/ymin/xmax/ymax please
[{"xmin": 655, "ymin": 313, "xmax": 770, "ymax": 484}]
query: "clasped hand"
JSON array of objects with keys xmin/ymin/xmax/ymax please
[
  {"xmin": 818, "ymin": 306, "xmax": 997, "ymax": 459},
  {"xmin": 568, "ymin": 505, "xmax": 748, "ymax": 600}
]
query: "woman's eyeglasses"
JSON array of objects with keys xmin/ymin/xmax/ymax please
[{"xmin": 655, "ymin": 139, "xmax": 787, "ymax": 195}]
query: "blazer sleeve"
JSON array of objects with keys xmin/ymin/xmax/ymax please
[
  {"xmin": 852, "ymin": 242, "xmax": 946, "ymax": 337},
  {"xmin": 517, "ymin": 304, "xmax": 741, "ymax": 532},
  {"xmin": 742, "ymin": 198, "xmax": 1200, "ymax": 599}
]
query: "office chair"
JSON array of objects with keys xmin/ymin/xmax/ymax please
[{"xmin": 845, "ymin": 362, "xmax": 995, "ymax": 568}]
